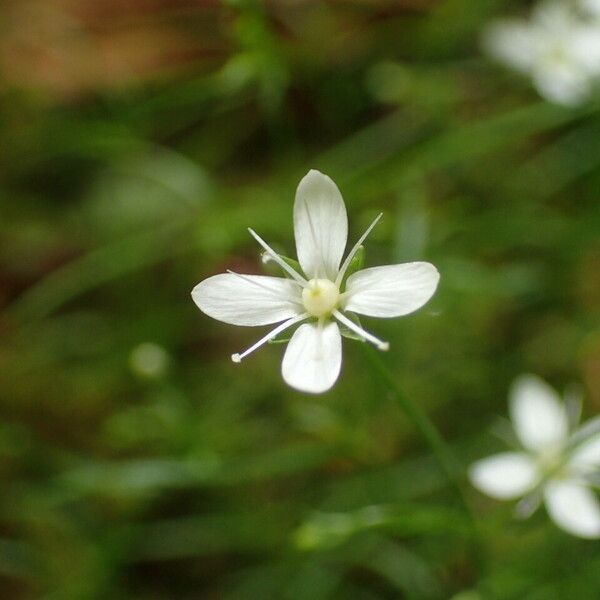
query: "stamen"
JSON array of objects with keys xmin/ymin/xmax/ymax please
[
  {"xmin": 248, "ymin": 229, "xmax": 308, "ymax": 285},
  {"xmin": 335, "ymin": 213, "xmax": 383, "ymax": 286},
  {"xmin": 333, "ymin": 310, "xmax": 389, "ymax": 351},
  {"xmin": 231, "ymin": 313, "xmax": 308, "ymax": 363}
]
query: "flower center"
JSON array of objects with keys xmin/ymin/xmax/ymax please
[
  {"xmin": 302, "ymin": 279, "xmax": 340, "ymax": 318},
  {"xmin": 537, "ymin": 446, "xmax": 567, "ymax": 478}
]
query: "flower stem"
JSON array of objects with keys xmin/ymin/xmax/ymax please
[
  {"xmin": 361, "ymin": 344, "xmax": 469, "ymax": 512},
  {"xmin": 362, "ymin": 344, "xmax": 487, "ymax": 578}
]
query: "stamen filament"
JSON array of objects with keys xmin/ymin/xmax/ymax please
[
  {"xmin": 335, "ymin": 213, "xmax": 383, "ymax": 286},
  {"xmin": 333, "ymin": 309, "xmax": 389, "ymax": 351},
  {"xmin": 248, "ymin": 229, "xmax": 308, "ymax": 285},
  {"xmin": 231, "ymin": 313, "xmax": 309, "ymax": 363}
]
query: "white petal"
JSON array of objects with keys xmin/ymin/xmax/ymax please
[
  {"xmin": 343, "ymin": 262, "xmax": 439, "ymax": 318},
  {"xmin": 533, "ymin": 63, "xmax": 590, "ymax": 107},
  {"xmin": 544, "ymin": 479, "xmax": 600, "ymax": 538},
  {"xmin": 469, "ymin": 452, "xmax": 539, "ymax": 500},
  {"xmin": 569, "ymin": 433, "xmax": 600, "ymax": 474},
  {"xmin": 580, "ymin": 0, "xmax": 600, "ymax": 17},
  {"xmin": 532, "ymin": 0, "xmax": 574, "ymax": 31},
  {"xmin": 192, "ymin": 273, "xmax": 302, "ymax": 326},
  {"xmin": 294, "ymin": 170, "xmax": 348, "ymax": 280},
  {"xmin": 483, "ymin": 21, "xmax": 539, "ymax": 74},
  {"xmin": 571, "ymin": 27, "xmax": 600, "ymax": 76},
  {"xmin": 509, "ymin": 375, "xmax": 569, "ymax": 453},
  {"xmin": 281, "ymin": 321, "xmax": 342, "ymax": 394}
]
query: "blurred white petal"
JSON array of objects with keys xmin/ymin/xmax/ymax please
[
  {"xmin": 533, "ymin": 63, "xmax": 590, "ymax": 106},
  {"xmin": 579, "ymin": 0, "xmax": 600, "ymax": 18},
  {"xmin": 192, "ymin": 273, "xmax": 302, "ymax": 326},
  {"xmin": 532, "ymin": 0, "xmax": 574, "ymax": 31},
  {"xmin": 483, "ymin": 20, "xmax": 539, "ymax": 73},
  {"xmin": 569, "ymin": 432, "xmax": 600, "ymax": 474},
  {"xmin": 281, "ymin": 321, "xmax": 342, "ymax": 394},
  {"xmin": 294, "ymin": 170, "xmax": 348, "ymax": 281},
  {"xmin": 344, "ymin": 262, "xmax": 439, "ymax": 318},
  {"xmin": 469, "ymin": 452, "xmax": 539, "ymax": 499},
  {"xmin": 571, "ymin": 415, "xmax": 600, "ymax": 446},
  {"xmin": 509, "ymin": 375, "xmax": 569, "ymax": 452},
  {"xmin": 544, "ymin": 480, "xmax": 600, "ymax": 538},
  {"xmin": 571, "ymin": 26, "xmax": 600, "ymax": 75}
]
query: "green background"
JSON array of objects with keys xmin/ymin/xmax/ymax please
[{"xmin": 0, "ymin": 0, "xmax": 599, "ymax": 598}]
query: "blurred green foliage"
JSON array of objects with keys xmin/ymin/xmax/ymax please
[{"xmin": 0, "ymin": 0, "xmax": 599, "ymax": 598}]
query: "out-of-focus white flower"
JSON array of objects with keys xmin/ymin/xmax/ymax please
[
  {"xmin": 192, "ymin": 170, "xmax": 439, "ymax": 394},
  {"xmin": 483, "ymin": 1, "xmax": 600, "ymax": 106},
  {"xmin": 470, "ymin": 374, "xmax": 600, "ymax": 539},
  {"xmin": 580, "ymin": 0, "xmax": 600, "ymax": 18}
]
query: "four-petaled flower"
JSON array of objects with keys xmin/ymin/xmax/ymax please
[
  {"xmin": 192, "ymin": 170, "xmax": 439, "ymax": 394},
  {"xmin": 483, "ymin": 0, "xmax": 600, "ymax": 106},
  {"xmin": 470, "ymin": 374, "xmax": 600, "ymax": 538}
]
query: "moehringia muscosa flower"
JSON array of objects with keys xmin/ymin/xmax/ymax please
[
  {"xmin": 580, "ymin": 0, "xmax": 600, "ymax": 18},
  {"xmin": 470, "ymin": 374, "xmax": 600, "ymax": 539},
  {"xmin": 192, "ymin": 170, "xmax": 439, "ymax": 394},
  {"xmin": 483, "ymin": 0, "xmax": 600, "ymax": 106}
]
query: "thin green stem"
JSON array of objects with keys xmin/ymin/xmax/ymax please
[
  {"xmin": 362, "ymin": 344, "xmax": 486, "ymax": 578},
  {"xmin": 361, "ymin": 344, "xmax": 469, "ymax": 511}
]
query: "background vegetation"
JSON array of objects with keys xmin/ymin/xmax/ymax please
[{"xmin": 1, "ymin": 0, "xmax": 599, "ymax": 598}]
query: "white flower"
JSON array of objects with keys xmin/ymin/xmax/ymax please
[
  {"xmin": 580, "ymin": 0, "xmax": 600, "ymax": 18},
  {"xmin": 470, "ymin": 374, "xmax": 600, "ymax": 539},
  {"xmin": 483, "ymin": 1, "xmax": 600, "ymax": 106},
  {"xmin": 191, "ymin": 170, "xmax": 439, "ymax": 394}
]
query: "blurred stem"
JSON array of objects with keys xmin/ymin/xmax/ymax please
[
  {"xmin": 362, "ymin": 344, "xmax": 486, "ymax": 578},
  {"xmin": 361, "ymin": 345, "xmax": 471, "ymax": 513}
]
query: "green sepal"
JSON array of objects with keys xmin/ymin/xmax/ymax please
[
  {"xmin": 338, "ymin": 312, "xmax": 365, "ymax": 341},
  {"xmin": 342, "ymin": 246, "xmax": 365, "ymax": 282}
]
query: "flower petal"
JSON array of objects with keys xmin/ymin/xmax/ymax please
[
  {"xmin": 483, "ymin": 20, "xmax": 540, "ymax": 74},
  {"xmin": 544, "ymin": 480, "xmax": 600, "ymax": 538},
  {"xmin": 469, "ymin": 452, "xmax": 539, "ymax": 500},
  {"xmin": 509, "ymin": 375, "xmax": 569, "ymax": 452},
  {"xmin": 281, "ymin": 321, "xmax": 342, "ymax": 394},
  {"xmin": 572, "ymin": 27, "xmax": 600, "ymax": 76},
  {"xmin": 569, "ymin": 433, "xmax": 600, "ymax": 475},
  {"xmin": 294, "ymin": 170, "xmax": 348, "ymax": 280},
  {"xmin": 343, "ymin": 262, "xmax": 439, "ymax": 318},
  {"xmin": 192, "ymin": 273, "xmax": 302, "ymax": 326},
  {"xmin": 580, "ymin": 0, "xmax": 600, "ymax": 17},
  {"xmin": 533, "ymin": 63, "xmax": 590, "ymax": 107}
]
